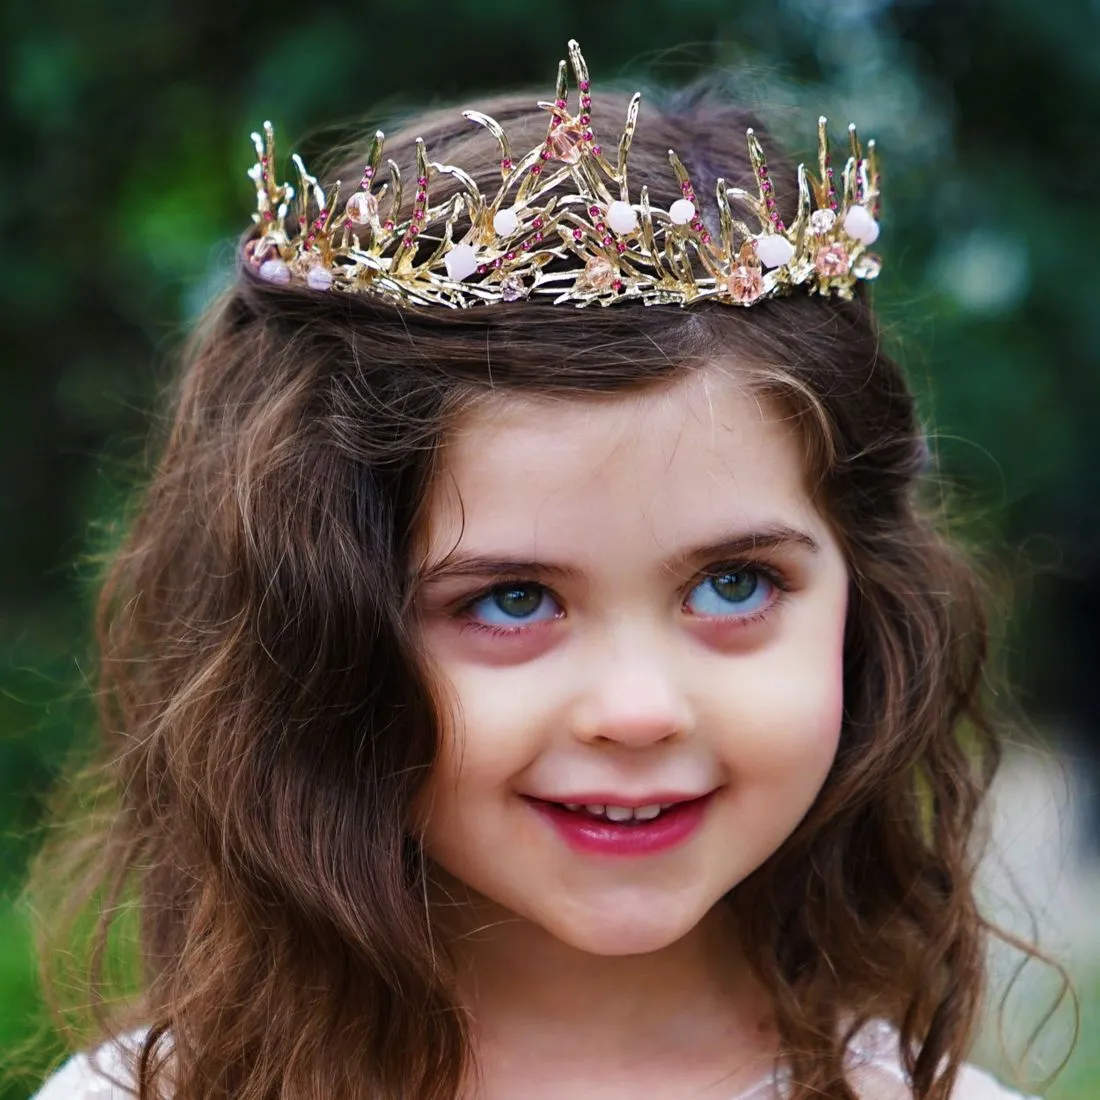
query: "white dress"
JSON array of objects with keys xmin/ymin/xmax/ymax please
[{"xmin": 30, "ymin": 1019, "xmax": 1039, "ymax": 1099}]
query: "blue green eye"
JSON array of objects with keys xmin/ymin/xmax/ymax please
[
  {"xmin": 684, "ymin": 569, "xmax": 773, "ymax": 617},
  {"xmin": 468, "ymin": 584, "xmax": 559, "ymax": 626}
]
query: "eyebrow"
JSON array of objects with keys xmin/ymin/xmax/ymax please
[{"xmin": 415, "ymin": 524, "xmax": 819, "ymax": 585}]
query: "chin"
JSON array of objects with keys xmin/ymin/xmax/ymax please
[{"xmin": 539, "ymin": 904, "xmax": 705, "ymax": 957}]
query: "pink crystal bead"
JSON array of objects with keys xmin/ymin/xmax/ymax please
[
  {"xmin": 258, "ymin": 258, "xmax": 290, "ymax": 284},
  {"xmin": 306, "ymin": 265, "xmax": 333, "ymax": 291},
  {"xmin": 726, "ymin": 264, "xmax": 763, "ymax": 303},
  {"xmin": 345, "ymin": 191, "xmax": 378, "ymax": 226},
  {"xmin": 814, "ymin": 243, "xmax": 851, "ymax": 278},
  {"xmin": 548, "ymin": 124, "xmax": 585, "ymax": 163},
  {"xmin": 579, "ymin": 256, "xmax": 616, "ymax": 291},
  {"xmin": 500, "ymin": 275, "xmax": 526, "ymax": 301}
]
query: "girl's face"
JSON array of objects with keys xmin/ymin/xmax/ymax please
[{"xmin": 412, "ymin": 367, "xmax": 849, "ymax": 956}]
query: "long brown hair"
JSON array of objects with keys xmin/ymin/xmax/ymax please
[{"xmin": 23, "ymin": 87, "xmax": 1074, "ymax": 1099}]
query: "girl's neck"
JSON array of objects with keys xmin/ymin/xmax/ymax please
[{"xmin": 437, "ymin": 891, "xmax": 779, "ymax": 1095}]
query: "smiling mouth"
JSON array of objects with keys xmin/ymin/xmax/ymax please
[{"xmin": 526, "ymin": 795, "xmax": 708, "ymax": 825}]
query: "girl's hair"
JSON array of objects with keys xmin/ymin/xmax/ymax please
[{"xmin": 25, "ymin": 88, "xmax": 1072, "ymax": 1100}]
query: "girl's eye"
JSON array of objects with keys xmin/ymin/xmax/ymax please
[
  {"xmin": 684, "ymin": 567, "xmax": 774, "ymax": 618},
  {"xmin": 465, "ymin": 583, "xmax": 561, "ymax": 628}
]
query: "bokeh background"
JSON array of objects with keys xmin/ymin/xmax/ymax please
[{"xmin": 2, "ymin": 0, "xmax": 1098, "ymax": 1095}]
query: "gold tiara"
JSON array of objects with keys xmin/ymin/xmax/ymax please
[{"xmin": 244, "ymin": 39, "xmax": 882, "ymax": 309}]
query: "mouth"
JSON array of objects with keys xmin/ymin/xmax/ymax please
[{"xmin": 522, "ymin": 792, "xmax": 716, "ymax": 855}]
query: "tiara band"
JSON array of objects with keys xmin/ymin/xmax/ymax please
[{"xmin": 245, "ymin": 39, "xmax": 882, "ymax": 310}]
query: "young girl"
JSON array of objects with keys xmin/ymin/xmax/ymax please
[{"xmin": 26, "ymin": 38, "xmax": 1069, "ymax": 1100}]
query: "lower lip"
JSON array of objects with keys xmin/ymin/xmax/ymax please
[{"xmin": 526, "ymin": 794, "xmax": 714, "ymax": 857}]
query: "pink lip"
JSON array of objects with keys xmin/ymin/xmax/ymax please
[{"xmin": 525, "ymin": 792, "xmax": 715, "ymax": 857}]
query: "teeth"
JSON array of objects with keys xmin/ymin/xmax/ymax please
[
  {"xmin": 584, "ymin": 804, "xmax": 605, "ymax": 815},
  {"xmin": 634, "ymin": 804, "xmax": 662, "ymax": 820},
  {"xmin": 604, "ymin": 805, "xmax": 633, "ymax": 822},
  {"xmin": 558, "ymin": 802, "xmax": 674, "ymax": 822}
]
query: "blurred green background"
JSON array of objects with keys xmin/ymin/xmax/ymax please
[{"xmin": 2, "ymin": 0, "xmax": 1098, "ymax": 1095}]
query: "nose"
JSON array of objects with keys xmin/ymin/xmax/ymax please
[{"xmin": 569, "ymin": 625, "xmax": 695, "ymax": 747}]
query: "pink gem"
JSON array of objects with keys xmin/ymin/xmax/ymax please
[
  {"xmin": 409, "ymin": 224, "xmax": 419, "ymax": 235},
  {"xmin": 589, "ymin": 205, "xmax": 600, "ymax": 216},
  {"xmin": 761, "ymin": 179, "xmax": 772, "ymax": 193},
  {"xmin": 582, "ymin": 130, "xmax": 593, "ymax": 141},
  {"xmin": 555, "ymin": 97, "xmax": 567, "ymax": 108},
  {"xmin": 363, "ymin": 166, "xmax": 374, "ymax": 179},
  {"xmin": 579, "ymin": 114, "xmax": 590, "ymax": 125},
  {"xmin": 417, "ymin": 175, "xmax": 428, "ymax": 186},
  {"xmin": 414, "ymin": 210, "xmax": 425, "ymax": 221},
  {"xmin": 681, "ymin": 181, "xmax": 691, "ymax": 192},
  {"xmin": 700, "ymin": 232, "xmax": 711, "ymax": 244},
  {"xmin": 591, "ymin": 145, "xmax": 602, "ymax": 156},
  {"xmin": 547, "ymin": 124, "xmax": 585, "ymax": 163},
  {"xmin": 534, "ymin": 232, "xmax": 543, "ymax": 241},
  {"xmin": 530, "ymin": 165, "xmax": 542, "ymax": 175},
  {"xmin": 726, "ymin": 264, "xmax": 763, "ymax": 303},
  {"xmin": 579, "ymin": 255, "xmax": 616, "ymax": 291},
  {"xmin": 616, "ymin": 241, "xmax": 627, "ymax": 254},
  {"xmin": 612, "ymin": 279, "xmax": 623, "ymax": 291},
  {"xmin": 342, "ymin": 217, "xmax": 351, "ymax": 229},
  {"xmin": 505, "ymin": 251, "xmax": 516, "ymax": 260},
  {"xmin": 551, "ymin": 117, "xmax": 562, "ymax": 128},
  {"xmin": 383, "ymin": 219, "xmax": 395, "ymax": 230},
  {"xmin": 493, "ymin": 258, "xmax": 502, "ymax": 269},
  {"xmin": 540, "ymin": 149, "xmax": 551, "ymax": 160},
  {"xmin": 532, "ymin": 217, "xmax": 544, "ymax": 229},
  {"xmin": 815, "ymin": 242, "xmax": 851, "ymax": 278},
  {"xmin": 573, "ymin": 228, "xmax": 584, "ymax": 241},
  {"xmin": 416, "ymin": 190, "xmax": 427, "ymax": 202},
  {"xmin": 262, "ymin": 210, "xmax": 275, "ymax": 221},
  {"xmin": 595, "ymin": 221, "xmax": 606, "ymax": 232},
  {"xmin": 580, "ymin": 95, "xmax": 592, "ymax": 108},
  {"xmin": 501, "ymin": 158, "xmax": 513, "ymax": 170},
  {"xmin": 602, "ymin": 235, "xmax": 613, "ymax": 246},
  {"xmin": 579, "ymin": 80, "xmax": 589, "ymax": 91},
  {"xmin": 403, "ymin": 236, "xmax": 413, "ymax": 247},
  {"xmin": 477, "ymin": 264, "xmax": 488, "ymax": 274}
]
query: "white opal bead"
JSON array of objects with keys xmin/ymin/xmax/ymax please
[
  {"xmin": 755, "ymin": 234, "xmax": 795, "ymax": 268},
  {"xmin": 669, "ymin": 198, "xmax": 696, "ymax": 225},
  {"xmin": 493, "ymin": 208, "xmax": 519, "ymax": 237},
  {"xmin": 306, "ymin": 265, "xmax": 333, "ymax": 290},
  {"xmin": 258, "ymin": 258, "xmax": 290, "ymax": 284},
  {"xmin": 843, "ymin": 204, "xmax": 880, "ymax": 245},
  {"xmin": 444, "ymin": 242, "xmax": 479, "ymax": 282},
  {"xmin": 606, "ymin": 200, "xmax": 637, "ymax": 234}
]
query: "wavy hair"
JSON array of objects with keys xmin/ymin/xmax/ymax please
[{"xmin": 23, "ymin": 89, "xmax": 1073, "ymax": 1100}]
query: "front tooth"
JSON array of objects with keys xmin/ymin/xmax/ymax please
[
  {"xmin": 633, "ymin": 804, "xmax": 662, "ymax": 821},
  {"xmin": 584, "ymin": 804, "xmax": 605, "ymax": 816},
  {"xmin": 604, "ymin": 805, "xmax": 633, "ymax": 822},
  {"xmin": 563, "ymin": 803, "xmax": 580, "ymax": 811}
]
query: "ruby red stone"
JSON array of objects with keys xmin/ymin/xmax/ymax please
[
  {"xmin": 501, "ymin": 158, "xmax": 513, "ymax": 170},
  {"xmin": 573, "ymin": 228, "xmax": 584, "ymax": 241},
  {"xmin": 589, "ymin": 205, "xmax": 600, "ymax": 216},
  {"xmin": 616, "ymin": 241, "xmax": 627, "ymax": 253},
  {"xmin": 530, "ymin": 165, "xmax": 542, "ymax": 175},
  {"xmin": 612, "ymin": 279, "xmax": 623, "ymax": 290},
  {"xmin": 532, "ymin": 217, "xmax": 543, "ymax": 228}
]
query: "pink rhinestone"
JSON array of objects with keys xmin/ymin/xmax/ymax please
[
  {"xmin": 758, "ymin": 164, "xmax": 769, "ymax": 175},
  {"xmin": 591, "ymin": 145, "xmax": 602, "ymax": 156},
  {"xmin": 579, "ymin": 114, "xmax": 590, "ymax": 125},
  {"xmin": 551, "ymin": 117, "xmax": 562, "ymax": 128},
  {"xmin": 532, "ymin": 216, "xmax": 543, "ymax": 229},
  {"xmin": 409, "ymin": 224, "xmax": 419, "ymax": 235},
  {"xmin": 477, "ymin": 264, "xmax": 488, "ymax": 274},
  {"xmin": 589, "ymin": 204, "xmax": 600, "ymax": 216},
  {"xmin": 547, "ymin": 124, "xmax": 585, "ymax": 163},
  {"xmin": 501, "ymin": 158, "xmax": 513, "ymax": 170},
  {"xmin": 602, "ymin": 235, "xmax": 613, "ymax": 246},
  {"xmin": 815, "ymin": 242, "xmax": 851, "ymax": 278},
  {"xmin": 416, "ymin": 190, "xmax": 427, "ymax": 202},
  {"xmin": 493, "ymin": 258, "xmax": 502, "ymax": 269},
  {"xmin": 540, "ymin": 149, "xmax": 551, "ymax": 160},
  {"xmin": 612, "ymin": 279, "xmax": 623, "ymax": 291},
  {"xmin": 761, "ymin": 179, "xmax": 772, "ymax": 193},
  {"xmin": 403, "ymin": 236, "xmax": 413, "ymax": 247},
  {"xmin": 701, "ymin": 232, "xmax": 711, "ymax": 244},
  {"xmin": 414, "ymin": 210, "xmax": 424, "ymax": 221},
  {"xmin": 573, "ymin": 228, "xmax": 584, "ymax": 241},
  {"xmin": 579, "ymin": 255, "xmax": 615, "ymax": 291},
  {"xmin": 727, "ymin": 264, "xmax": 763, "ymax": 303},
  {"xmin": 582, "ymin": 130, "xmax": 593, "ymax": 141},
  {"xmin": 505, "ymin": 251, "xmax": 516, "ymax": 260},
  {"xmin": 595, "ymin": 221, "xmax": 606, "ymax": 232},
  {"xmin": 681, "ymin": 181, "xmax": 691, "ymax": 192},
  {"xmin": 342, "ymin": 217, "xmax": 351, "ymax": 229},
  {"xmin": 580, "ymin": 95, "xmax": 592, "ymax": 108},
  {"xmin": 262, "ymin": 210, "xmax": 274, "ymax": 221},
  {"xmin": 363, "ymin": 166, "xmax": 374, "ymax": 180},
  {"xmin": 534, "ymin": 232, "xmax": 544, "ymax": 241},
  {"xmin": 530, "ymin": 165, "xmax": 542, "ymax": 175},
  {"xmin": 383, "ymin": 219, "xmax": 395, "ymax": 230},
  {"xmin": 417, "ymin": 175, "xmax": 428, "ymax": 186},
  {"xmin": 579, "ymin": 80, "xmax": 590, "ymax": 91},
  {"xmin": 616, "ymin": 241, "xmax": 627, "ymax": 254},
  {"xmin": 555, "ymin": 97, "xmax": 567, "ymax": 108}
]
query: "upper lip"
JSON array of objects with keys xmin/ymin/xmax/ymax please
[{"xmin": 526, "ymin": 791, "xmax": 714, "ymax": 807}]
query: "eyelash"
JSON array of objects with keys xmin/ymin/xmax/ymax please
[{"xmin": 452, "ymin": 561, "xmax": 791, "ymax": 639}]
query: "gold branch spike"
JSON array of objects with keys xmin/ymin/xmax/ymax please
[
  {"xmin": 616, "ymin": 93, "xmax": 641, "ymax": 198},
  {"xmin": 463, "ymin": 110, "xmax": 514, "ymax": 179}
]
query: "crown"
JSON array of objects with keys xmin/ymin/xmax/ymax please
[{"xmin": 244, "ymin": 39, "xmax": 882, "ymax": 309}]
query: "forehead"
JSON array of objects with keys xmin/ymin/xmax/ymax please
[{"xmin": 424, "ymin": 367, "xmax": 820, "ymax": 558}]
